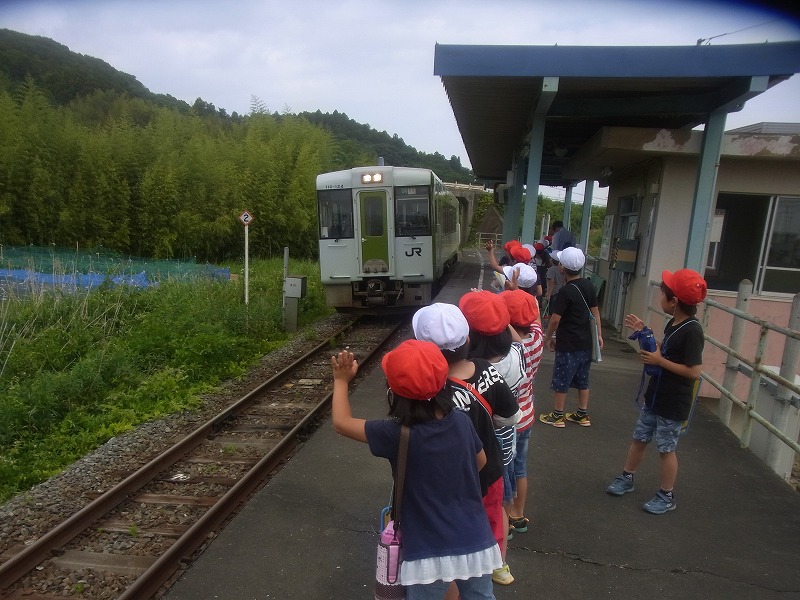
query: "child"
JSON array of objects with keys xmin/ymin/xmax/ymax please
[
  {"xmin": 485, "ymin": 240, "xmax": 540, "ymax": 296},
  {"xmin": 539, "ymin": 246, "xmax": 603, "ymax": 428},
  {"xmin": 499, "ymin": 290, "xmax": 544, "ymax": 534},
  {"xmin": 544, "ymin": 250, "xmax": 565, "ymax": 320},
  {"xmin": 606, "ymin": 269, "xmax": 707, "ymax": 514},
  {"xmin": 411, "ymin": 303, "xmax": 520, "ymax": 597},
  {"xmin": 459, "ymin": 290, "xmax": 526, "ymax": 585},
  {"xmin": 331, "ymin": 339, "xmax": 502, "ymax": 598}
]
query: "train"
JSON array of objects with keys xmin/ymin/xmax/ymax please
[{"xmin": 316, "ymin": 165, "xmax": 461, "ymax": 309}]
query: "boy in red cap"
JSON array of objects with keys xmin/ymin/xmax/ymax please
[
  {"xmin": 606, "ymin": 269, "xmax": 707, "ymax": 515},
  {"xmin": 499, "ymin": 290, "xmax": 544, "ymax": 534},
  {"xmin": 331, "ymin": 339, "xmax": 502, "ymax": 597}
]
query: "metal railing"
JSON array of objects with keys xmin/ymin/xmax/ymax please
[{"xmin": 643, "ymin": 280, "xmax": 800, "ymax": 480}]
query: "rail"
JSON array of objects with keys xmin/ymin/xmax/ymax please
[{"xmin": 642, "ymin": 280, "xmax": 800, "ymax": 480}]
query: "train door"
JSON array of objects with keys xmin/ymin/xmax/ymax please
[{"xmin": 358, "ymin": 190, "xmax": 391, "ymax": 274}]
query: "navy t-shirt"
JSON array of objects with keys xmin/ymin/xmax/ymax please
[{"xmin": 365, "ymin": 410, "xmax": 497, "ymax": 562}]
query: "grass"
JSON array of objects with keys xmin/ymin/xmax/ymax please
[{"xmin": 0, "ymin": 258, "xmax": 332, "ymax": 503}]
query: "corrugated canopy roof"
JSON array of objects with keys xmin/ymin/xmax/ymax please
[{"xmin": 434, "ymin": 42, "xmax": 800, "ymax": 187}]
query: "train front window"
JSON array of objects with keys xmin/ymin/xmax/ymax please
[
  {"xmin": 395, "ymin": 185, "xmax": 431, "ymax": 236},
  {"xmin": 318, "ymin": 188, "xmax": 354, "ymax": 240}
]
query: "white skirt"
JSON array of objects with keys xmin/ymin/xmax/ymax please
[{"xmin": 399, "ymin": 544, "xmax": 502, "ymax": 586}]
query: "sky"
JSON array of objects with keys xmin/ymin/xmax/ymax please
[{"xmin": 2, "ymin": 0, "xmax": 799, "ymax": 205}]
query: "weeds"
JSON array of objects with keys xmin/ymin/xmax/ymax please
[{"xmin": 0, "ymin": 257, "xmax": 332, "ymax": 502}]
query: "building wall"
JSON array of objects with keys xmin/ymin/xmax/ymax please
[{"xmin": 599, "ymin": 153, "xmax": 799, "ymax": 401}]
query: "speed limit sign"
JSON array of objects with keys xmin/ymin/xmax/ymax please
[{"xmin": 239, "ymin": 211, "xmax": 254, "ymax": 226}]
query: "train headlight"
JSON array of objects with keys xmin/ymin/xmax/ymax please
[{"xmin": 361, "ymin": 173, "xmax": 383, "ymax": 184}]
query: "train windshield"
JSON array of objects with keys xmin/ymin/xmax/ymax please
[
  {"xmin": 395, "ymin": 185, "xmax": 431, "ymax": 237},
  {"xmin": 317, "ymin": 188, "xmax": 354, "ymax": 240}
]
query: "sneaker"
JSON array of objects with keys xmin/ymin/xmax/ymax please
[
  {"xmin": 606, "ymin": 475, "xmax": 635, "ymax": 496},
  {"xmin": 508, "ymin": 515, "xmax": 529, "ymax": 533},
  {"xmin": 643, "ymin": 491, "xmax": 676, "ymax": 514},
  {"xmin": 492, "ymin": 563, "xmax": 514, "ymax": 585},
  {"xmin": 539, "ymin": 412, "xmax": 565, "ymax": 427},
  {"xmin": 565, "ymin": 412, "xmax": 591, "ymax": 426}
]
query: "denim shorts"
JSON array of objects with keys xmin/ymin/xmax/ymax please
[
  {"xmin": 632, "ymin": 406, "xmax": 683, "ymax": 453},
  {"xmin": 550, "ymin": 349, "xmax": 592, "ymax": 392},
  {"xmin": 512, "ymin": 427, "xmax": 532, "ymax": 480}
]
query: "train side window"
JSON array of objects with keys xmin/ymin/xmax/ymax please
[
  {"xmin": 318, "ymin": 189, "xmax": 354, "ymax": 239},
  {"xmin": 395, "ymin": 185, "xmax": 431, "ymax": 236}
]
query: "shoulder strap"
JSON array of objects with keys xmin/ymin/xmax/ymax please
[
  {"xmin": 569, "ymin": 281, "xmax": 590, "ymax": 309},
  {"xmin": 661, "ymin": 318, "xmax": 700, "ymax": 355},
  {"xmin": 448, "ymin": 377, "xmax": 493, "ymax": 416},
  {"xmin": 392, "ymin": 425, "xmax": 410, "ymax": 528}
]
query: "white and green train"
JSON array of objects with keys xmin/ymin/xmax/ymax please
[{"xmin": 316, "ymin": 166, "xmax": 461, "ymax": 309}]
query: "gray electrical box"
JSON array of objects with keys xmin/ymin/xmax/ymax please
[{"xmin": 284, "ymin": 276, "xmax": 307, "ymax": 299}]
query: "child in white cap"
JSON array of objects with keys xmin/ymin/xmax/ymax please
[
  {"xmin": 458, "ymin": 291, "xmax": 526, "ymax": 586},
  {"xmin": 412, "ymin": 303, "xmax": 519, "ymax": 590},
  {"xmin": 539, "ymin": 247, "xmax": 603, "ymax": 428}
]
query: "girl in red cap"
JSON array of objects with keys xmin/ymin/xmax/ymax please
[
  {"xmin": 332, "ymin": 339, "xmax": 502, "ymax": 599},
  {"xmin": 605, "ymin": 269, "xmax": 707, "ymax": 515}
]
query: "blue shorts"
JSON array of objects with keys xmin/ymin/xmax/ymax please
[
  {"xmin": 632, "ymin": 406, "xmax": 682, "ymax": 453},
  {"xmin": 550, "ymin": 350, "xmax": 592, "ymax": 392},
  {"xmin": 512, "ymin": 427, "xmax": 532, "ymax": 480}
]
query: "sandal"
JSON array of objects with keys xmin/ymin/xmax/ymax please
[{"xmin": 508, "ymin": 515, "xmax": 529, "ymax": 533}]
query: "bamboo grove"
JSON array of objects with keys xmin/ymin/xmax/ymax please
[{"xmin": 0, "ymin": 78, "xmax": 371, "ymax": 262}]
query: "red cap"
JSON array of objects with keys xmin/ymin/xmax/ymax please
[
  {"xmin": 500, "ymin": 289, "xmax": 540, "ymax": 327},
  {"xmin": 503, "ymin": 240, "xmax": 521, "ymax": 254},
  {"xmin": 459, "ymin": 290, "xmax": 511, "ymax": 335},
  {"xmin": 533, "ymin": 242, "xmax": 545, "ymax": 252},
  {"xmin": 381, "ymin": 339, "xmax": 448, "ymax": 401},
  {"xmin": 662, "ymin": 269, "xmax": 707, "ymax": 305},
  {"xmin": 510, "ymin": 246, "xmax": 531, "ymax": 263}
]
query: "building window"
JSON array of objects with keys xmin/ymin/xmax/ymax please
[
  {"xmin": 761, "ymin": 196, "xmax": 800, "ymax": 294},
  {"xmin": 706, "ymin": 194, "xmax": 799, "ymax": 295}
]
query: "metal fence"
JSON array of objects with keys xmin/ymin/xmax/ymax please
[{"xmin": 643, "ymin": 280, "xmax": 800, "ymax": 481}]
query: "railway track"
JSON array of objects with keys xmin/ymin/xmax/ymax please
[{"xmin": 0, "ymin": 316, "xmax": 405, "ymax": 600}]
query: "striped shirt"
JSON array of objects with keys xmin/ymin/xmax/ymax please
[
  {"xmin": 516, "ymin": 323, "xmax": 544, "ymax": 431},
  {"xmin": 492, "ymin": 342, "xmax": 527, "ymax": 465}
]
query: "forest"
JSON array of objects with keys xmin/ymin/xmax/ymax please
[{"xmin": 0, "ymin": 29, "xmax": 474, "ymax": 263}]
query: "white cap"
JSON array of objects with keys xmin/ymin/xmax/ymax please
[
  {"xmin": 502, "ymin": 263, "xmax": 538, "ymax": 288},
  {"xmin": 412, "ymin": 303, "xmax": 469, "ymax": 351},
  {"xmin": 522, "ymin": 243, "xmax": 536, "ymax": 258},
  {"xmin": 557, "ymin": 247, "xmax": 585, "ymax": 271}
]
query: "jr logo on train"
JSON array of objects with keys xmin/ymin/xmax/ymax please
[{"xmin": 316, "ymin": 166, "xmax": 461, "ymax": 309}]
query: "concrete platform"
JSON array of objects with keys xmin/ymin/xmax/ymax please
[{"xmin": 163, "ymin": 248, "xmax": 800, "ymax": 600}]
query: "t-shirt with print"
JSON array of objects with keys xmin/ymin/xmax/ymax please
[
  {"xmin": 550, "ymin": 278, "xmax": 598, "ymax": 352},
  {"xmin": 465, "ymin": 357, "xmax": 520, "ymax": 467},
  {"xmin": 644, "ymin": 317, "xmax": 704, "ymax": 421},
  {"xmin": 449, "ymin": 379, "xmax": 503, "ymax": 497},
  {"xmin": 516, "ymin": 323, "xmax": 544, "ymax": 431}
]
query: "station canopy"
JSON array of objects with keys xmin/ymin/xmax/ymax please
[{"xmin": 433, "ymin": 42, "xmax": 800, "ymax": 187}]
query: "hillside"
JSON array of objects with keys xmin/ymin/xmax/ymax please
[{"xmin": 0, "ymin": 28, "xmax": 473, "ymax": 182}]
